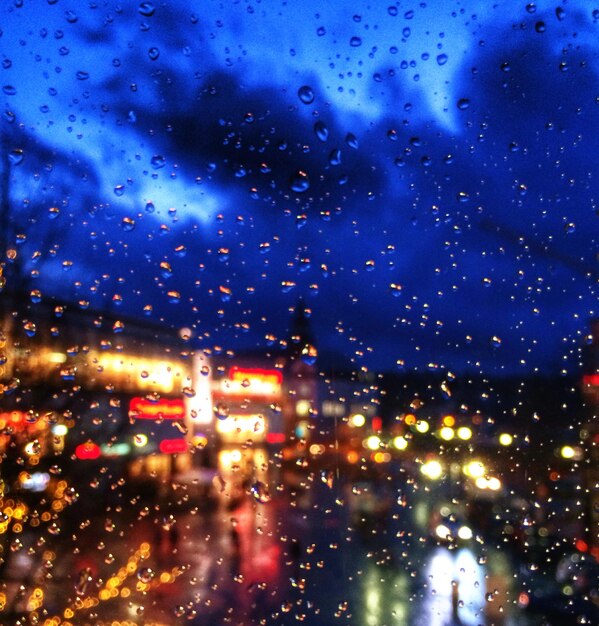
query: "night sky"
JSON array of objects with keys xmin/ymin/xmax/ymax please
[{"xmin": 1, "ymin": 0, "xmax": 597, "ymax": 376}]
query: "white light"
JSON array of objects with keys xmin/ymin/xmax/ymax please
[
  {"xmin": 421, "ymin": 459, "xmax": 443, "ymax": 480},
  {"xmin": 499, "ymin": 433, "xmax": 513, "ymax": 446},
  {"xmin": 439, "ymin": 426, "xmax": 454, "ymax": 441},
  {"xmin": 457, "ymin": 426, "xmax": 472, "ymax": 440},
  {"xmin": 393, "ymin": 436, "xmax": 408, "ymax": 450},
  {"xmin": 415, "ymin": 420, "xmax": 429, "ymax": 433},
  {"xmin": 464, "ymin": 460, "xmax": 485, "ymax": 478},
  {"xmin": 560, "ymin": 445, "xmax": 575, "ymax": 459},
  {"xmin": 457, "ymin": 525, "xmax": 473, "ymax": 540},
  {"xmin": 52, "ymin": 424, "xmax": 68, "ymax": 437},
  {"xmin": 435, "ymin": 524, "xmax": 451, "ymax": 540},
  {"xmin": 365, "ymin": 435, "xmax": 381, "ymax": 451}
]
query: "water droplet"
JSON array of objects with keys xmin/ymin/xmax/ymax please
[
  {"xmin": 490, "ymin": 336, "xmax": 502, "ymax": 348},
  {"xmin": 114, "ymin": 185, "xmax": 125, "ymax": 197},
  {"xmin": 76, "ymin": 71, "xmax": 89, "ymax": 81},
  {"xmin": 121, "ymin": 217, "xmax": 135, "ymax": 231},
  {"xmin": 388, "ymin": 6, "xmax": 398, "ymax": 16},
  {"xmin": 555, "ymin": 7, "xmax": 565, "ymax": 21},
  {"xmin": 8, "ymin": 149, "xmax": 23, "ymax": 165},
  {"xmin": 346, "ymin": 132, "xmax": 359, "ymax": 149},
  {"xmin": 30, "ymin": 289, "xmax": 42, "ymax": 303},
  {"xmin": 151, "ymin": 155, "xmax": 166, "ymax": 169},
  {"xmin": 290, "ymin": 170, "xmax": 310, "ymax": 192},
  {"xmin": 457, "ymin": 98, "xmax": 470, "ymax": 110},
  {"xmin": 2, "ymin": 85, "xmax": 17, "ymax": 96},
  {"xmin": 138, "ymin": 2, "xmax": 155, "ymax": 17},
  {"xmin": 148, "ymin": 47, "xmax": 160, "ymax": 61},
  {"xmin": 329, "ymin": 149, "xmax": 341, "ymax": 165},
  {"xmin": 535, "ymin": 21, "xmax": 546, "ymax": 33},
  {"xmin": 297, "ymin": 85, "xmax": 314, "ymax": 105},
  {"xmin": 214, "ymin": 403, "xmax": 230, "ymax": 420},
  {"xmin": 436, "ymin": 54, "xmax": 448, "ymax": 66},
  {"xmin": 350, "ymin": 36, "xmax": 362, "ymax": 47},
  {"xmin": 250, "ymin": 481, "xmax": 271, "ymax": 504},
  {"xmin": 137, "ymin": 567, "xmax": 155, "ymax": 583},
  {"xmin": 301, "ymin": 344, "xmax": 318, "ymax": 365},
  {"xmin": 564, "ymin": 222, "xmax": 575, "ymax": 234},
  {"xmin": 314, "ymin": 121, "xmax": 328, "ymax": 142},
  {"xmin": 321, "ymin": 470, "xmax": 334, "ymax": 488}
]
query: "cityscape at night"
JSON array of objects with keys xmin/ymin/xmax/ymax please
[{"xmin": 1, "ymin": 1, "xmax": 598, "ymax": 625}]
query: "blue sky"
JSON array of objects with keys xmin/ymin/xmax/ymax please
[{"xmin": 1, "ymin": 0, "xmax": 597, "ymax": 375}]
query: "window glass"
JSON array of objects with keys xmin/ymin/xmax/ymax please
[{"xmin": 0, "ymin": 2, "xmax": 598, "ymax": 625}]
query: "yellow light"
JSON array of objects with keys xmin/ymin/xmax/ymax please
[
  {"xmin": 464, "ymin": 460, "xmax": 485, "ymax": 478},
  {"xmin": 415, "ymin": 420, "xmax": 429, "ymax": 433},
  {"xmin": 442, "ymin": 415, "xmax": 455, "ymax": 427},
  {"xmin": 133, "ymin": 434, "xmax": 148, "ymax": 448},
  {"xmin": 561, "ymin": 445, "xmax": 575, "ymax": 459},
  {"xmin": 457, "ymin": 426, "xmax": 472, "ymax": 440},
  {"xmin": 350, "ymin": 413, "xmax": 366, "ymax": 428},
  {"xmin": 365, "ymin": 435, "xmax": 381, "ymax": 451},
  {"xmin": 421, "ymin": 459, "xmax": 443, "ymax": 480},
  {"xmin": 499, "ymin": 433, "xmax": 513, "ymax": 446},
  {"xmin": 296, "ymin": 400, "xmax": 311, "ymax": 417},
  {"xmin": 230, "ymin": 449, "xmax": 242, "ymax": 463},
  {"xmin": 393, "ymin": 436, "xmax": 408, "ymax": 450},
  {"xmin": 439, "ymin": 426, "xmax": 454, "ymax": 441}
]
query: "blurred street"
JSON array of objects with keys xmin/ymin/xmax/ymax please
[{"xmin": 0, "ymin": 460, "xmax": 549, "ymax": 626}]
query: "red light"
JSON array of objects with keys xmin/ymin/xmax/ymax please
[
  {"xmin": 129, "ymin": 397, "xmax": 185, "ymax": 420},
  {"xmin": 159, "ymin": 439, "xmax": 187, "ymax": 454},
  {"xmin": 372, "ymin": 416, "xmax": 382, "ymax": 432},
  {"xmin": 583, "ymin": 374, "xmax": 599, "ymax": 387},
  {"xmin": 75, "ymin": 442, "xmax": 101, "ymax": 460},
  {"xmin": 266, "ymin": 432, "xmax": 285, "ymax": 444},
  {"xmin": 576, "ymin": 539, "xmax": 589, "ymax": 553}
]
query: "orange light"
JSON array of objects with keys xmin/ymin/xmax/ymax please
[
  {"xmin": 129, "ymin": 397, "xmax": 185, "ymax": 420},
  {"xmin": 404, "ymin": 414, "xmax": 416, "ymax": 426},
  {"xmin": 442, "ymin": 415, "xmax": 455, "ymax": 427}
]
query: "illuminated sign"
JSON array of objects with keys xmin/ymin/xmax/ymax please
[
  {"xmin": 583, "ymin": 374, "xmax": 599, "ymax": 387},
  {"xmin": 129, "ymin": 397, "xmax": 186, "ymax": 420},
  {"xmin": 75, "ymin": 442, "xmax": 101, "ymax": 460},
  {"xmin": 266, "ymin": 432, "xmax": 285, "ymax": 444},
  {"xmin": 215, "ymin": 367, "xmax": 282, "ymax": 399},
  {"xmin": 159, "ymin": 439, "xmax": 187, "ymax": 454}
]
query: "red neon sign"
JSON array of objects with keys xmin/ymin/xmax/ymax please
[
  {"xmin": 129, "ymin": 397, "xmax": 186, "ymax": 420},
  {"xmin": 229, "ymin": 367, "xmax": 283, "ymax": 386},
  {"xmin": 159, "ymin": 438, "xmax": 187, "ymax": 454},
  {"xmin": 266, "ymin": 432, "xmax": 285, "ymax": 444},
  {"xmin": 75, "ymin": 442, "xmax": 101, "ymax": 460}
]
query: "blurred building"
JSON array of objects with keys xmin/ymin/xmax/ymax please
[{"xmin": 581, "ymin": 318, "xmax": 599, "ymax": 557}]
